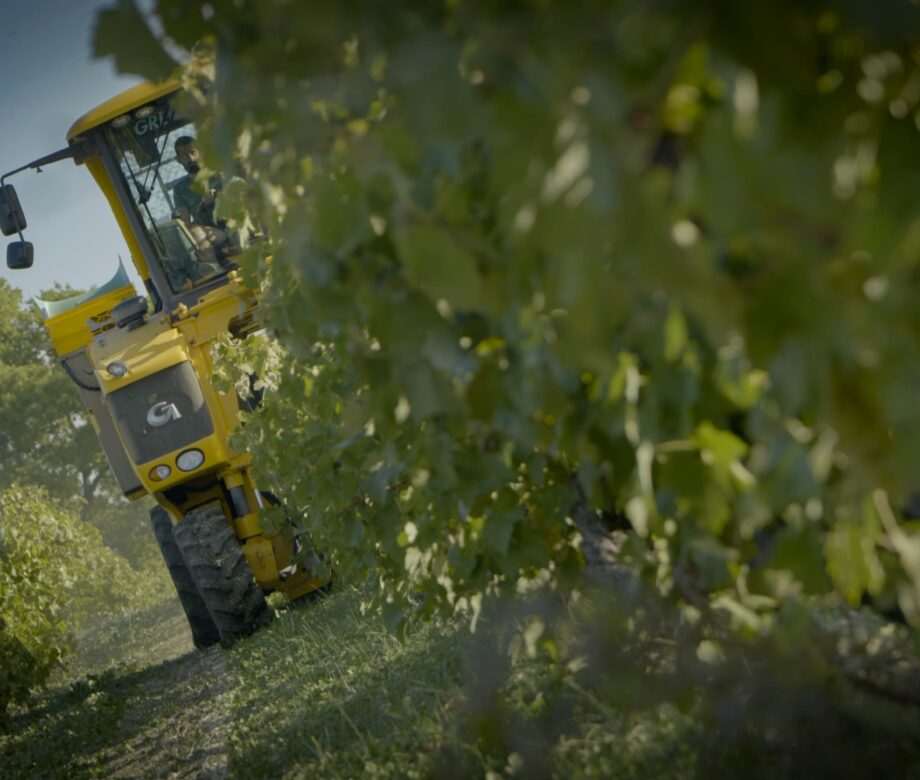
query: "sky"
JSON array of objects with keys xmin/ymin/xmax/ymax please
[{"xmin": 0, "ymin": 0, "xmax": 145, "ymax": 300}]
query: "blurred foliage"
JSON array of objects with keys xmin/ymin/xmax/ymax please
[
  {"xmin": 0, "ymin": 484, "xmax": 165, "ymax": 721},
  {"xmin": 104, "ymin": 0, "xmax": 920, "ymax": 624},
  {"xmin": 458, "ymin": 584, "xmax": 920, "ymax": 778},
  {"xmin": 92, "ymin": 0, "xmax": 920, "ymax": 770}
]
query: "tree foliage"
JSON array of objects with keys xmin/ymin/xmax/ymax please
[
  {"xmin": 0, "ymin": 280, "xmax": 112, "ymax": 511},
  {"xmin": 0, "ymin": 484, "xmax": 160, "ymax": 719},
  {"xmin": 99, "ymin": 0, "xmax": 920, "ymax": 629}
]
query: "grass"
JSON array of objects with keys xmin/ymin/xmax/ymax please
[
  {"xmin": 0, "ymin": 586, "xmax": 701, "ymax": 779},
  {"xmin": 225, "ymin": 587, "xmax": 474, "ymax": 778},
  {"xmin": 215, "ymin": 586, "xmax": 700, "ymax": 779},
  {"xmin": 58, "ymin": 597, "xmax": 195, "ymax": 683}
]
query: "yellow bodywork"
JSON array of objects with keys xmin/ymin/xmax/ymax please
[
  {"xmin": 67, "ymin": 79, "xmax": 181, "ymax": 142},
  {"xmin": 34, "ymin": 79, "xmax": 324, "ymax": 602}
]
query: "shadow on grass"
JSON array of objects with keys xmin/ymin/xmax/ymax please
[
  {"xmin": 226, "ymin": 591, "xmax": 475, "ymax": 778},
  {"xmin": 1, "ymin": 647, "xmax": 228, "ymax": 779}
]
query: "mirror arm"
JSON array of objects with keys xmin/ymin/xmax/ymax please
[{"xmin": 0, "ymin": 140, "xmax": 91, "ymax": 187}]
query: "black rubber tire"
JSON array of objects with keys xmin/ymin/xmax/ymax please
[
  {"xmin": 173, "ymin": 504, "xmax": 273, "ymax": 646},
  {"xmin": 150, "ymin": 506, "xmax": 221, "ymax": 650}
]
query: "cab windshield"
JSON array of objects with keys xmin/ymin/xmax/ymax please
[{"xmin": 105, "ymin": 95, "xmax": 237, "ymax": 295}]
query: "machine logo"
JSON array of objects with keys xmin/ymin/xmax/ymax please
[{"xmin": 147, "ymin": 401, "xmax": 182, "ymax": 427}]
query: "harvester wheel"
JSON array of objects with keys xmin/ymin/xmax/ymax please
[
  {"xmin": 150, "ymin": 506, "xmax": 221, "ymax": 650},
  {"xmin": 173, "ymin": 504, "xmax": 273, "ymax": 645}
]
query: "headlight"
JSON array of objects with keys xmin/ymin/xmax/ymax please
[
  {"xmin": 149, "ymin": 464, "xmax": 171, "ymax": 481},
  {"xmin": 106, "ymin": 361, "xmax": 128, "ymax": 377},
  {"xmin": 176, "ymin": 449, "xmax": 205, "ymax": 472}
]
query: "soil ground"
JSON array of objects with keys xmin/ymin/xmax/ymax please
[{"xmin": 1, "ymin": 599, "xmax": 234, "ymax": 778}]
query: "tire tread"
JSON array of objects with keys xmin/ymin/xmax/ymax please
[
  {"xmin": 150, "ymin": 507, "xmax": 221, "ymax": 649},
  {"xmin": 173, "ymin": 504, "xmax": 273, "ymax": 645}
]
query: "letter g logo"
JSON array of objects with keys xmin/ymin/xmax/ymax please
[{"xmin": 147, "ymin": 401, "xmax": 182, "ymax": 427}]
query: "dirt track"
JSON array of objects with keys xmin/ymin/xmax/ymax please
[
  {"xmin": 103, "ymin": 645, "xmax": 231, "ymax": 779},
  {"xmin": 1, "ymin": 600, "xmax": 235, "ymax": 779}
]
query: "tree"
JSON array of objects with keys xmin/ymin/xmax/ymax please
[
  {"xmin": 0, "ymin": 280, "xmax": 111, "ymax": 510},
  {"xmin": 0, "ymin": 484, "xmax": 158, "ymax": 720}
]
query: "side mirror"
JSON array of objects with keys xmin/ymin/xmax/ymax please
[
  {"xmin": 7, "ymin": 241, "xmax": 33, "ymax": 269},
  {"xmin": 0, "ymin": 185, "xmax": 26, "ymax": 236}
]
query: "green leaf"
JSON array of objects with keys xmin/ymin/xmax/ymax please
[
  {"xmin": 482, "ymin": 507, "xmax": 521, "ymax": 556},
  {"xmin": 395, "ymin": 223, "xmax": 482, "ymax": 310},
  {"xmin": 825, "ymin": 498, "xmax": 885, "ymax": 604},
  {"xmin": 691, "ymin": 422, "xmax": 748, "ymax": 466},
  {"xmin": 92, "ymin": 0, "xmax": 177, "ymax": 79},
  {"xmin": 761, "ymin": 527, "xmax": 833, "ymax": 596},
  {"xmin": 664, "ymin": 304, "xmax": 688, "ymax": 362},
  {"xmin": 402, "ymin": 363, "xmax": 447, "ymax": 421}
]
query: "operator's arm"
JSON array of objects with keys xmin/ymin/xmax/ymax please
[{"xmin": 175, "ymin": 205, "xmax": 193, "ymax": 226}]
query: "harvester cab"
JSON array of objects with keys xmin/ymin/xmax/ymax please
[{"xmin": 0, "ymin": 80, "xmax": 325, "ymax": 648}]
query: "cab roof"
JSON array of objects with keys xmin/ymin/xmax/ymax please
[{"xmin": 67, "ymin": 78, "xmax": 181, "ymax": 141}]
